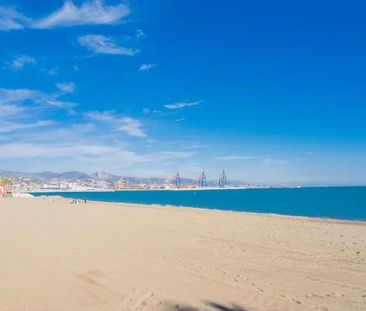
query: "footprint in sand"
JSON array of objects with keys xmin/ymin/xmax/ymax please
[
  {"xmin": 122, "ymin": 288, "xmax": 156, "ymax": 310},
  {"xmin": 292, "ymin": 298, "xmax": 302, "ymax": 304}
]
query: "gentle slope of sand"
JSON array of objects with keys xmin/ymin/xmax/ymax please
[{"xmin": 0, "ymin": 197, "xmax": 365, "ymax": 311}]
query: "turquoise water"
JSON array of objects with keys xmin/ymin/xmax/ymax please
[{"xmin": 33, "ymin": 187, "xmax": 366, "ymax": 221}]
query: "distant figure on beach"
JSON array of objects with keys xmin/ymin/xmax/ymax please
[{"xmin": 69, "ymin": 199, "xmax": 86, "ymax": 206}]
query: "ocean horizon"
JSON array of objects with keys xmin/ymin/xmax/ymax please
[{"xmin": 33, "ymin": 186, "xmax": 366, "ymax": 222}]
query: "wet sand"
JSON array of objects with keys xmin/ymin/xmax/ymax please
[{"xmin": 0, "ymin": 196, "xmax": 365, "ymax": 311}]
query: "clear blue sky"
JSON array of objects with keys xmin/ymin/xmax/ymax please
[{"xmin": 0, "ymin": 0, "xmax": 365, "ymax": 186}]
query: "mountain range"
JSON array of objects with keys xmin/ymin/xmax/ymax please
[
  {"xmin": 0, "ymin": 170, "xmax": 200, "ymax": 186},
  {"xmin": 0, "ymin": 170, "xmax": 247, "ymax": 187}
]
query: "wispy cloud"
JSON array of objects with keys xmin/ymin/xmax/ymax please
[
  {"xmin": 0, "ymin": 6, "xmax": 30, "ymax": 31},
  {"xmin": 262, "ymin": 158, "xmax": 289, "ymax": 165},
  {"xmin": 165, "ymin": 100, "xmax": 202, "ymax": 110},
  {"xmin": 33, "ymin": 0, "xmax": 130, "ymax": 29},
  {"xmin": 0, "ymin": 104, "xmax": 25, "ymax": 117},
  {"xmin": 0, "ymin": 107, "xmax": 198, "ymax": 174},
  {"xmin": 78, "ymin": 34, "xmax": 137, "ymax": 55},
  {"xmin": 0, "ymin": 120, "xmax": 53, "ymax": 133},
  {"xmin": 0, "ymin": 142, "xmax": 120, "ymax": 159},
  {"xmin": 56, "ymin": 82, "xmax": 76, "ymax": 94},
  {"xmin": 214, "ymin": 155, "xmax": 264, "ymax": 160},
  {"xmin": 136, "ymin": 29, "xmax": 145, "ymax": 39},
  {"xmin": 142, "ymin": 108, "xmax": 162, "ymax": 115},
  {"xmin": 86, "ymin": 111, "xmax": 146, "ymax": 137},
  {"xmin": 214, "ymin": 155, "xmax": 287, "ymax": 166},
  {"xmin": 139, "ymin": 63, "xmax": 157, "ymax": 71},
  {"xmin": 0, "ymin": 88, "xmax": 41, "ymax": 105},
  {"xmin": 86, "ymin": 110, "xmax": 115, "ymax": 122},
  {"xmin": 0, "ymin": 1, "xmax": 130, "ymax": 31},
  {"xmin": 0, "ymin": 142, "xmax": 195, "ymax": 172},
  {"xmin": 0, "ymin": 91, "xmax": 57, "ymax": 135},
  {"xmin": 45, "ymin": 67, "xmax": 59, "ymax": 76},
  {"xmin": 148, "ymin": 151, "xmax": 195, "ymax": 162},
  {"xmin": 46, "ymin": 100, "xmax": 77, "ymax": 110},
  {"xmin": 0, "ymin": 86, "xmax": 78, "ymax": 118},
  {"xmin": 117, "ymin": 117, "xmax": 146, "ymax": 137},
  {"xmin": 6, "ymin": 55, "xmax": 36, "ymax": 71},
  {"xmin": 183, "ymin": 144, "xmax": 208, "ymax": 149}
]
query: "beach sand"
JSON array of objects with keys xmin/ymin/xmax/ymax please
[{"xmin": 0, "ymin": 197, "xmax": 365, "ymax": 311}]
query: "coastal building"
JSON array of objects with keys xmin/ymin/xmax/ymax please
[
  {"xmin": 113, "ymin": 179, "xmax": 126, "ymax": 190},
  {"xmin": 0, "ymin": 177, "xmax": 13, "ymax": 198}
]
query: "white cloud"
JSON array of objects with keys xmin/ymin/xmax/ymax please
[
  {"xmin": 86, "ymin": 111, "xmax": 115, "ymax": 122},
  {"xmin": 78, "ymin": 34, "xmax": 137, "ymax": 55},
  {"xmin": 183, "ymin": 144, "xmax": 208, "ymax": 149},
  {"xmin": 214, "ymin": 155, "xmax": 264, "ymax": 160},
  {"xmin": 0, "ymin": 142, "xmax": 194, "ymax": 170},
  {"xmin": 0, "ymin": 142, "xmax": 117, "ymax": 158},
  {"xmin": 33, "ymin": 0, "xmax": 130, "ymax": 29},
  {"xmin": 46, "ymin": 67, "xmax": 59, "ymax": 76},
  {"xmin": 56, "ymin": 82, "xmax": 76, "ymax": 94},
  {"xmin": 136, "ymin": 29, "xmax": 145, "ymax": 39},
  {"xmin": 0, "ymin": 87, "xmax": 78, "ymax": 116},
  {"xmin": 0, "ymin": 88, "xmax": 41, "ymax": 105},
  {"xmin": 1, "ymin": 1, "xmax": 130, "ymax": 31},
  {"xmin": 0, "ymin": 103, "xmax": 199, "ymax": 173},
  {"xmin": 117, "ymin": 117, "xmax": 146, "ymax": 137},
  {"xmin": 6, "ymin": 55, "xmax": 36, "ymax": 71},
  {"xmin": 0, "ymin": 6, "xmax": 30, "ymax": 31},
  {"xmin": 0, "ymin": 120, "xmax": 53, "ymax": 133},
  {"xmin": 46, "ymin": 100, "xmax": 77, "ymax": 109},
  {"xmin": 142, "ymin": 108, "xmax": 162, "ymax": 115},
  {"xmin": 139, "ymin": 63, "xmax": 157, "ymax": 71},
  {"xmin": 150, "ymin": 151, "xmax": 195, "ymax": 161},
  {"xmin": 165, "ymin": 100, "xmax": 202, "ymax": 110},
  {"xmin": 0, "ymin": 104, "xmax": 25, "ymax": 117},
  {"xmin": 86, "ymin": 111, "xmax": 146, "ymax": 137}
]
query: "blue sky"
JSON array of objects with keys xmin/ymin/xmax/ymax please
[{"xmin": 0, "ymin": 0, "xmax": 365, "ymax": 186}]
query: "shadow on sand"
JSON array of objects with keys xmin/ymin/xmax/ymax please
[{"xmin": 165, "ymin": 301, "xmax": 247, "ymax": 311}]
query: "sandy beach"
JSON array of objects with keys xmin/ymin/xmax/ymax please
[{"xmin": 0, "ymin": 197, "xmax": 365, "ymax": 311}]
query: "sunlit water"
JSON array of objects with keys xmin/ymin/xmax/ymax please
[{"xmin": 33, "ymin": 187, "xmax": 366, "ymax": 221}]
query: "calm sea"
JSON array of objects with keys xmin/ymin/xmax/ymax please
[{"xmin": 33, "ymin": 187, "xmax": 366, "ymax": 221}]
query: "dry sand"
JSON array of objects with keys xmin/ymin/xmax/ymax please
[{"xmin": 0, "ymin": 197, "xmax": 365, "ymax": 311}]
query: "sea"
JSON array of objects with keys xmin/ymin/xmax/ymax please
[{"xmin": 32, "ymin": 187, "xmax": 366, "ymax": 222}]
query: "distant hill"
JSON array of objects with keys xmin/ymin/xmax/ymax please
[
  {"xmin": 0, "ymin": 170, "xmax": 90, "ymax": 181},
  {"xmin": 91, "ymin": 171, "xmax": 120, "ymax": 181},
  {"xmin": 0, "ymin": 170, "xmax": 245, "ymax": 187}
]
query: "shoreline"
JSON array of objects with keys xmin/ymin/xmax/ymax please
[
  {"xmin": 33, "ymin": 193, "xmax": 366, "ymax": 224},
  {"xmin": 28, "ymin": 187, "xmax": 275, "ymax": 193},
  {"xmin": 82, "ymin": 199, "xmax": 366, "ymax": 226},
  {"xmin": 26, "ymin": 185, "xmax": 366, "ymax": 193}
]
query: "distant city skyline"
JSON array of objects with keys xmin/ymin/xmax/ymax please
[{"xmin": 1, "ymin": 1, "xmax": 366, "ymax": 186}]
